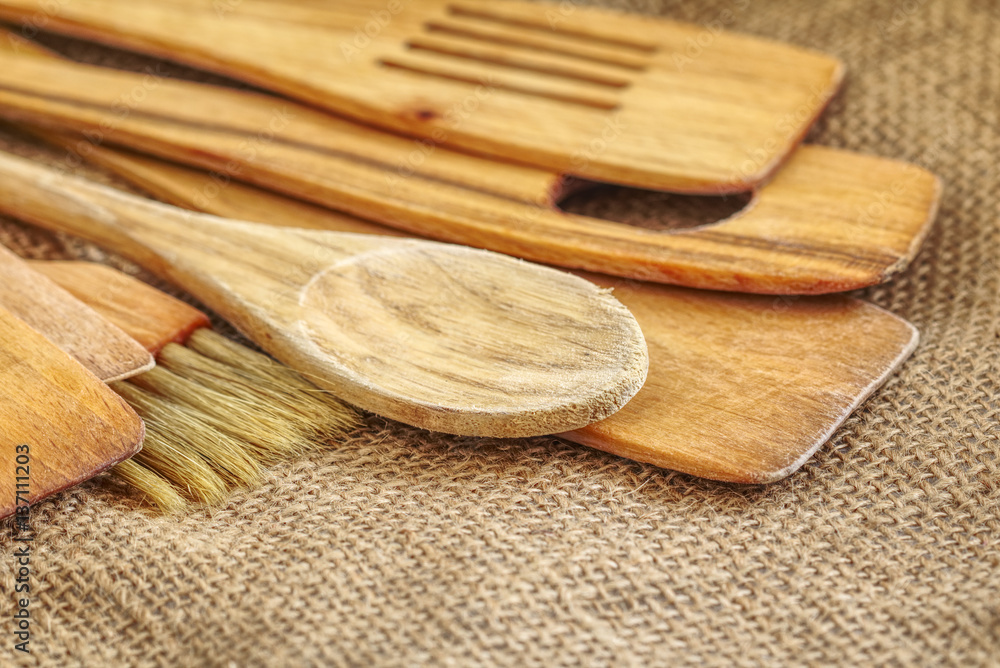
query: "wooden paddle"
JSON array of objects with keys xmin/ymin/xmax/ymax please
[
  {"xmin": 0, "ymin": 244, "xmax": 155, "ymax": 382},
  {"xmin": 42, "ymin": 143, "xmax": 920, "ymax": 483},
  {"xmin": 0, "ymin": 150, "xmax": 648, "ymax": 439},
  {"xmin": 0, "ymin": 304, "xmax": 144, "ymax": 518},
  {"xmin": 0, "ymin": 47, "xmax": 941, "ymax": 294},
  {"xmin": 0, "ymin": 0, "xmax": 845, "ymax": 193}
]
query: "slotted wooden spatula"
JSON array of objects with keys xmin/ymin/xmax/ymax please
[
  {"xmin": 0, "ymin": 44, "xmax": 940, "ymax": 294},
  {"xmin": 0, "ymin": 244, "xmax": 154, "ymax": 382},
  {"xmin": 0, "ymin": 304, "xmax": 144, "ymax": 518},
  {"xmin": 49, "ymin": 142, "xmax": 920, "ymax": 483},
  {"xmin": 0, "ymin": 0, "xmax": 844, "ymax": 193}
]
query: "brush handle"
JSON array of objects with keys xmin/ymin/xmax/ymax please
[
  {"xmin": 30, "ymin": 261, "xmax": 211, "ymax": 355},
  {"xmin": 0, "ymin": 245, "xmax": 154, "ymax": 381}
]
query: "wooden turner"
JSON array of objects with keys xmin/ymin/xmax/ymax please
[
  {"xmin": 0, "ymin": 244, "xmax": 154, "ymax": 382},
  {"xmin": 0, "ymin": 304, "xmax": 144, "ymax": 518},
  {"xmin": 0, "ymin": 45, "xmax": 941, "ymax": 294},
  {"xmin": 0, "ymin": 0, "xmax": 845, "ymax": 193},
  {"xmin": 51, "ymin": 143, "xmax": 921, "ymax": 483},
  {"xmin": 0, "ymin": 150, "xmax": 648, "ymax": 439}
]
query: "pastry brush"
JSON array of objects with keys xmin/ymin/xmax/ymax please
[{"xmin": 34, "ymin": 261, "xmax": 361, "ymax": 513}]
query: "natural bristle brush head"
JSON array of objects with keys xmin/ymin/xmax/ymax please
[
  {"xmin": 108, "ymin": 335, "xmax": 363, "ymax": 510},
  {"xmin": 158, "ymin": 330, "xmax": 362, "ymax": 457},
  {"xmin": 29, "ymin": 259, "xmax": 365, "ymax": 513},
  {"xmin": 111, "ymin": 459, "xmax": 189, "ymax": 515},
  {"xmin": 111, "ymin": 382, "xmax": 253, "ymax": 506}
]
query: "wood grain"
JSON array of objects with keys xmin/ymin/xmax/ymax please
[
  {"xmin": 0, "ymin": 304, "xmax": 144, "ymax": 518},
  {"xmin": 0, "ymin": 0, "xmax": 845, "ymax": 193},
  {"xmin": 29, "ymin": 261, "xmax": 212, "ymax": 355},
  {"xmin": 58, "ymin": 144, "xmax": 921, "ymax": 483},
  {"xmin": 0, "ymin": 49, "xmax": 940, "ymax": 294},
  {"xmin": 0, "ymin": 150, "xmax": 648, "ymax": 438},
  {"xmin": 0, "ymin": 244, "xmax": 155, "ymax": 381}
]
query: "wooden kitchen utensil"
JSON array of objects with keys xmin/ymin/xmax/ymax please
[
  {"xmin": 0, "ymin": 244, "xmax": 154, "ymax": 382},
  {"xmin": 0, "ymin": 304, "xmax": 144, "ymax": 518},
  {"xmin": 0, "ymin": 150, "xmax": 648, "ymax": 439},
  {"xmin": 52, "ymin": 142, "xmax": 921, "ymax": 483},
  {"xmin": 0, "ymin": 0, "xmax": 845, "ymax": 193},
  {"xmin": 0, "ymin": 47, "xmax": 940, "ymax": 294}
]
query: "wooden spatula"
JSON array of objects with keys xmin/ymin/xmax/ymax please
[
  {"xmin": 0, "ymin": 47, "xmax": 940, "ymax": 294},
  {"xmin": 0, "ymin": 150, "xmax": 648, "ymax": 439},
  {"xmin": 0, "ymin": 304, "xmax": 144, "ymax": 518},
  {"xmin": 0, "ymin": 0, "xmax": 844, "ymax": 193},
  {"xmin": 47, "ymin": 143, "xmax": 921, "ymax": 483},
  {"xmin": 0, "ymin": 244, "xmax": 154, "ymax": 382}
]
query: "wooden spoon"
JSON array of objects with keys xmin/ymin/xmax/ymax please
[
  {"xmin": 0, "ymin": 47, "xmax": 940, "ymax": 294},
  {"xmin": 0, "ymin": 150, "xmax": 648, "ymax": 439},
  {"xmin": 0, "ymin": 244, "xmax": 154, "ymax": 382},
  {"xmin": 0, "ymin": 0, "xmax": 844, "ymax": 193},
  {"xmin": 0, "ymin": 304, "xmax": 144, "ymax": 518},
  {"xmin": 40, "ymin": 143, "xmax": 921, "ymax": 483}
]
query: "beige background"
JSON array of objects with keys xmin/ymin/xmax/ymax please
[{"xmin": 0, "ymin": 0, "xmax": 998, "ymax": 665}]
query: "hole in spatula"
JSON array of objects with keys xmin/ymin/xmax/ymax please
[{"xmin": 557, "ymin": 178, "xmax": 754, "ymax": 232}]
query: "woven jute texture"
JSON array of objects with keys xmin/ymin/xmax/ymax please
[{"xmin": 1, "ymin": 0, "xmax": 999, "ymax": 666}]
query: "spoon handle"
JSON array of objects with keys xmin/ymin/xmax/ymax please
[
  {"xmin": 0, "ymin": 151, "xmax": 375, "ymax": 280},
  {"xmin": 0, "ymin": 151, "xmax": 200, "ymax": 269}
]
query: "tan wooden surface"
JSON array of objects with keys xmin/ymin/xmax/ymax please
[
  {"xmin": 0, "ymin": 50, "xmax": 939, "ymax": 294},
  {"xmin": 30, "ymin": 261, "xmax": 212, "ymax": 355},
  {"xmin": 0, "ymin": 0, "xmax": 844, "ymax": 193},
  {"xmin": 0, "ymin": 150, "xmax": 648, "ymax": 438},
  {"xmin": 0, "ymin": 245, "xmax": 155, "ymax": 381},
  {"xmin": 0, "ymin": 304, "xmax": 144, "ymax": 518},
  {"xmin": 63, "ymin": 144, "xmax": 922, "ymax": 483}
]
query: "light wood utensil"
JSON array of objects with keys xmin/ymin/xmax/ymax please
[
  {"xmin": 29, "ymin": 261, "xmax": 213, "ymax": 356},
  {"xmin": 0, "ymin": 0, "xmax": 844, "ymax": 193},
  {"xmin": 0, "ymin": 150, "xmax": 648, "ymax": 439},
  {"xmin": 0, "ymin": 244, "xmax": 155, "ymax": 382},
  {"xmin": 47, "ymin": 143, "xmax": 921, "ymax": 483},
  {"xmin": 0, "ymin": 47, "xmax": 940, "ymax": 294},
  {"xmin": 0, "ymin": 304, "xmax": 144, "ymax": 518},
  {"xmin": 30, "ymin": 261, "xmax": 215, "ymax": 356}
]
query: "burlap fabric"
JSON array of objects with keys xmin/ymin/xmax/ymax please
[{"xmin": 1, "ymin": 1, "xmax": 998, "ymax": 665}]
